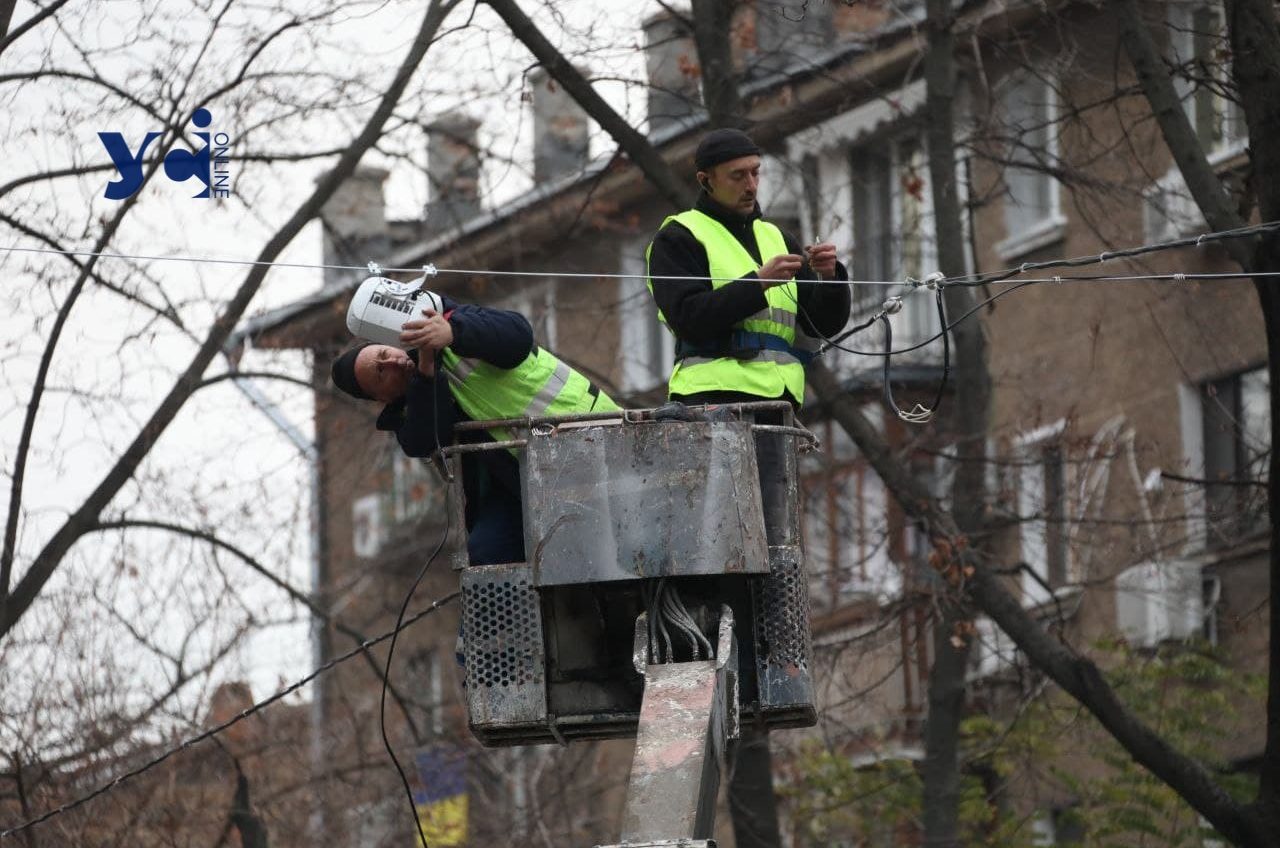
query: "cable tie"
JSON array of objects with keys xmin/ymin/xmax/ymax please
[
  {"xmin": 1019, "ymin": 263, "xmax": 1031, "ymax": 273},
  {"xmin": 1196, "ymin": 233, "xmax": 1208, "ymax": 246},
  {"xmin": 1098, "ymin": 251, "xmax": 1110, "ymax": 262},
  {"xmin": 923, "ymin": 271, "xmax": 944, "ymax": 290},
  {"xmin": 1053, "ymin": 275, "xmax": 1063, "ymax": 284},
  {"xmin": 367, "ymin": 260, "xmax": 383, "ymax": 277}
]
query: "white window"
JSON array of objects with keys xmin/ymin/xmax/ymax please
[
  {"xmin": 392, "ymin": 452, "xmax": 442, "ymax": 525},
  {"xmin": 1016, "ymin": 421, "xmax": 1072, "ymax": 606},
  {"xmin": 407, "ymin": 648, "xmax": 444, "ymax": 737},
  {"xmin": 1201, "ymin": 366, "xmax": 1270, "ymax": 546},
  {"xmin": 497, "ymin": 282, "xmax": 557, "ymax": 348},
  {"xmin": 801, "ymin": 417, "xmax": 901, "ymax": 608},
  {"xmin": 351, "ymin": 492, "xmax": 384, "ymax": 558},
  {"xmin": 850, "ymin": 134, "xmax": 940, "ymax": 328},
  {"xmin": 997, "ymin": 74, "xmax": 1066, "ymax": 260},
  {"xmin": 1167, "ymin": 1, "xmax": 1246, "ymax": 159},
  {"xmin": 618, "ymin": 239, "xmax": 674, "ymax": 393},
  {"xmin": 1145, "ymin": 2, "xmax": 1246, "ymax": 241}
]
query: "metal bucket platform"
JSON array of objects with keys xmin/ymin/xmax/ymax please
[{"xmin": 443, "ymin": 402, "xmax": 818, "ymax": 746}]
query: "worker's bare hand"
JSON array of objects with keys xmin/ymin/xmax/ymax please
[
  {"xmin": 399, "ymin": 309, "xmax": 454, "ymax": 351},
  {"xmin": 758, "ymin": 254, "xmax": 804, "ymax": 288},
  {"xmin": 805, "ymin": 243, "xmax": 838, "ymax": 280}
]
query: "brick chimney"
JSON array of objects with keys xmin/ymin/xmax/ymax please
[
  {"xmin": 748, "ymin": 0, "xmax": 835, "ymax": 78},
  {"xmin": 320, "ymin": 166, "xmax": 389, "ymax": 285},
  {"xmin": 425, "ymin": 112, "xmax": 482, "ymax": 228},
  {"xmin": 530, "ymin": 67, "xmax": 591, "ymax": 184},
  {"xmin": 642, "ymin": 9, "xmax": 701, "ymax": 135}
]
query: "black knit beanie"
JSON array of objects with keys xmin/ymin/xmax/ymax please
[
  {"xmin": 331, "ymin": 342, "xmax": 373, "ymax": 400},
  {"xmin": 694, "ymin": 128, "xmax": 761, "ymax": 171}
]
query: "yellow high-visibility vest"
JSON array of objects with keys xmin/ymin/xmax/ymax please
[
  {"xmin": 440, "ymin": 346, "xmax": 619, "ymax": 447},
  {"xmin": 647, "ymin": 209, "xmax": 805, "ymax": 403}
]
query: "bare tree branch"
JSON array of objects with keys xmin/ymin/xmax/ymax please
[
  {"xmin": 482, "ymin": 0, "xmax": 694, "ymax": 210},
  {"xmin": 0, "ymin": 0, "xmax": 461, "ymax": 639}
]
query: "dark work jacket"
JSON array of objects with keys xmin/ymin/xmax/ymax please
[
  {"xmin": 647, "ymin": 193, "xmax": 852, "ymax": 403},
  {"xmin": 374, "ymin": 295, "xmax": 530, "ymax": 526}
]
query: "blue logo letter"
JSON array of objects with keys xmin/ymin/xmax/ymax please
[
  {"xmin": 98, "ymin": 131, "xmax": 161, "ymax": 199},
  {"xmin": 163, "ymin": 109, "xmax": 212, "ymax": 199}
]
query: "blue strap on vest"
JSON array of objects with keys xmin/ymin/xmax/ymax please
[{"xmin": 675, "ymin": 330, "xmax": 816, "ymax": 366}]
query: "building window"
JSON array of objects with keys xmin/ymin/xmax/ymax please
[
  {"xmin": 619, "ymin": 240, "xmax": 674, "ymax": 393},
  {"xmin": 997, "ymin": 74, "xmax": 1065, "ymax": 260},
  {"xmin": 406, "ymin": 648, "xmax": 444, "ymax": 737},
  {"xmin": 1016, "ymin": 423, "xmax": 1071, "ymax": 605},
  {"xmin": 1168, "ymin": 1, "xmax": 1245, "ymax": 159},
  {"xmin": 497, "ymin": 282, "xmax": 557, "ymax": 348},
  {"xmin": 392, "ymin": 452, "xmax": 442, "ymax": 525},
  {"xmin": 1031, "ymin": 806, "xmax": 1085, "ymax": 845},
  {"xmin": 1202, "ymin": 366, "xmax": 1270, "ymax": 546},
  {"xmin": 801, "ymin": 418, "xmax": 900, "ymax": 609},
  {"xmin": 839, "ymin": 132, "xmax": 940, "ymax": 367}
]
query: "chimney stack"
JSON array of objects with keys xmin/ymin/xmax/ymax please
[
  {"xmin": 530, "ymin": 67, "xmax": 590, "ymax": 184},
  {"xmin": 425, "ymin": 112, "xmax": 482, "ymax": 228},
  {"xmin": 642, "ymin": 9, "xmax": 701, "ymax": 135},
  {"xmin": 320, "ymin": 166, "xmax": 389, "ymax": 286},
  {"xmin": 748, "ymin": 0, "xmax": 834, "ymax": 78}
]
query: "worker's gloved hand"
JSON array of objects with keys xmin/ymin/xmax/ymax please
[{"xmin": 653, "ymin": 401, "xmax": 699, "ymax": 422}]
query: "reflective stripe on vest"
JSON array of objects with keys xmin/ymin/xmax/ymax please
[
  {"xmin": 645, "ymin": 209, "xmax": 806, "ymax": 404},
  {"xmin": 440, "ymin": 346, "xmax": 620, "ymax": 448}
]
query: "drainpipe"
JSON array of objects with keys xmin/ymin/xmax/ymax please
[{"xmin": 220, "ymin": 340, "xmax": 328, "ymax": 840}]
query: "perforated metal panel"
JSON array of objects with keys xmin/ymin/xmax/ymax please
[
  {"xmin": 461, "ymin": 563, "xmax": 548, "ymax": 735},
  {"xmin": 752, "ymin": 545, "xmax": 815, "ymax": 725}
]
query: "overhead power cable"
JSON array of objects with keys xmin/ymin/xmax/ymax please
[
  {"xmin": 0, "ymin": 592, "xmax": 461, "ymax": 842},
  {"xmin": 945, "ymin": 219, "xmax": 1280, "ymax": 287},
  {"xmin": 3, "ymin": 218, "xmax": 1278, "ymax": 288}
]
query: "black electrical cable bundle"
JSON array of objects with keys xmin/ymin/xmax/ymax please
[{"xmin": 378, "ymin": 348, "xmax": 454, "ymax": 848}]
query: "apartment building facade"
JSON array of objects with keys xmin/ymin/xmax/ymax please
[{"xmin": 237, "ymin": 0, "xmax": 1270, "ymax": 844}]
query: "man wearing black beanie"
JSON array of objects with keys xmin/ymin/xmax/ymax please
[
  {"xmin": 645, "ymin": 127, "xmax": 851, "ymax": 408},
  {"xmin": 330, "ymin": 295, "xmax": 618, "ymax": 566}
]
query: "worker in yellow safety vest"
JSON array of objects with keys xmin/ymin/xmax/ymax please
[
  {"xmin": 331, "ymin": 295, "xmax": 619, "ymax": 565},
  {"xmin": 646, "ymin": 128, "xmax": 851, "ymax": 408}
]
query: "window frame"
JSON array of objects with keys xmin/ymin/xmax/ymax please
[
  {"xmin": 995, "ymin": 72, "xmax": 1068, "ymax": 261},
  {"xmin": 1014, "ymin": 419, "xmax": 1074, "ymax": 606}
]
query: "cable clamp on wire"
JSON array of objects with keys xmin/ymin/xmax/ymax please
[
  {"xmin": 1053, "ymin": 275, "xmax": 1063, "ymax": 284},
  {"xmin": 367, "ymin": 260, "xmax": 383, "ymax": 277},
  {"xmin": 1196, "ymin": 233, "xmax": 1208, "ymax": 246},
  {"xmin": 882, "ymin": 295, "xmax": 904, "ymax": 315},
  {"xmin": 1099, "ymin": 251, "xmax": 1110, "ymax": 263},
  {"xmin": 421, "ymin": 263, "xmax": 438, "ymax": 277},
  {"xmin": 905, "ymin": 275, "xmax": 921, "ymax": 288},
  {"xmin": 1173, "ymin": 272, "xmax": 1186, "ymax": 281},
  {"xmin": 923, "ymin": 271, "xmax": 944, "ymax": 290},
  {"xmin": 1019, "ymin": 262, "xmax": 1031, "ymax": 273}
]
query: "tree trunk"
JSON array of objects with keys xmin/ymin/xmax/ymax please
[
  {"xmin": 690, "ymin": 0, "xmax": 744, "ymax": 129},
  {"xmin": 727, "ymin": 725, "xmax": 784, "ymax": 848},
  {"xmin": 920, "ymin": 0, "xmax": 989, "ymax": 843}
]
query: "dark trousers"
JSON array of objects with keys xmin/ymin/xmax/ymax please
[{"xmin": 466, "ymin": 488, "xmax": 526, "ymax": 566}]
